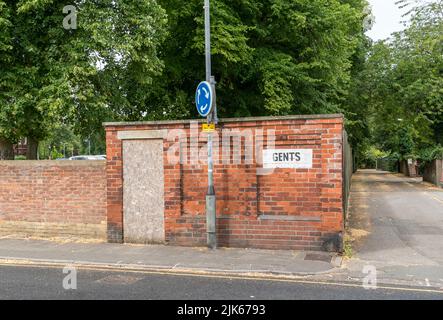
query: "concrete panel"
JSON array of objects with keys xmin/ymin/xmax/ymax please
[
  {"xmin": 123, "ymin": 140, "xmax": 165, "ymax": 244},
  {"xmin": 118, "ymin": 130, "xmax": 167, "ymax": 140}
]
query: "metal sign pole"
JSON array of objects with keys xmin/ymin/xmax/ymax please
[
  {"xmin": 204, "ymin": 0, "xmax": 212, "ymax": 84},
  {"xmin": 204, "ymin": 0, "xmax": 217, "ymax": 249}
]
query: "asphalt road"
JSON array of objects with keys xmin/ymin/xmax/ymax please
[{"xmin": 0, "ymin": 265, "xmax": 441, "ymax": 300}]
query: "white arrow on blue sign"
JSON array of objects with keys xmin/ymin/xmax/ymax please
[{"xmin": 195, "ymin": 81, "xmax": 214, "ymax": 117}]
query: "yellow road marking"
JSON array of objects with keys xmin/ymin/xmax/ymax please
[
  {"xmin": 432, "ymin": 197, "xmax": 443, "ymax": 203},
  {"xmin": 432, "ymin": 196, "xmax": 443, "ymax": 204},
  {"xmin": 0, "ymin": 260, "xmax": 442, "ymax": 295},
  {"xmin": 423, "ymin": 192, "xmax": 443, "ymax": 205}
]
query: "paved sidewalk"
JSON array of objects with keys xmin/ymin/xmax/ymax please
[{"xmin": 0, "ymin": 238, "xmax": 341, "ymax": 277}]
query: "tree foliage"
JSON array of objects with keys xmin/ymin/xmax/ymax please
[
  {"xmin": 0, "ymin": 0, "xmax": 376, "ymax": 158},
  {"xmin": 157, "ymin": 0, "xmax": 369, "ymax": 118},
  {"xmin": 346, "ymin": 0, "xmax": 443, "ymax": 162},
  {"xmin": 0, "ymin": 0, "xmax": 167, "ymax": 157}
]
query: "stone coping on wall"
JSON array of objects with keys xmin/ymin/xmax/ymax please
[
  {"xmin": 0, "ymin": 160, "xmax": 105, "ymax": 166},
  {"xmin": 103, "ymin": 114, "xmax": 344, "ymax": 127}
]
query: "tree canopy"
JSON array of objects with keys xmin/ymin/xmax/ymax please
[
  {"xmin": 156, "ymin": 0, "xmax": 368, "ymax": 118},
  {"xmin": 2, "ymin": 0, "xmax": 440, "ymax": 164},
  {"xmin": 348, "ymin": 0, "xmax": 443, "ymax": 164},
  {"xmin": 0, "ymin": 0, "xmax": 167, "ymax": 158}
]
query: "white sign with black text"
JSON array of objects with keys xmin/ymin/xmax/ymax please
[{"xmin": 263, "ymin": 149, "xmax": 313, "ymax": 169}]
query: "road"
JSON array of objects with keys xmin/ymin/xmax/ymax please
[
  {"xmin": 0, "ymin": 264, "xmax": 441, "ymax": 300},
  {"xmin": 345, "ymin": 170, "xmax": 443, "ymax": 288}
]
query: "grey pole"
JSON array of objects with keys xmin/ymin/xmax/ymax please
[
  {"xmin": 204, "ymin": 0, "xmax": 212, "ymax": 82},
  {"xmin": 204, "ymin": 0, "xmax": 217, "ymax": 249}
]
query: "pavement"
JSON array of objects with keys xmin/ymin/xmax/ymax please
[
  {"xmin": 0, "ymin": 238, "xmax": 341, "ymax": 278},
  {"xmin": 342, "ymin": 170, "xmax": 443, "ymax": 289}
]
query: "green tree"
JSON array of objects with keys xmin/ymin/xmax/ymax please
[
  {"xmin": 348, "ymin": 0, "xmax": 442, "ymax": 163},
  {"xmin": 390, "ymin": 0, "xmax": 443, "ymax": 146},
  {"xmin": 155, "ymin": 0, "xmax": 368, "ymax": 118},
  {"xmin": 0, "ymin": 0, "xmax": 167, "ymax": 158},
  {"xmin": 341, "ymin": 0, "xmax": 373, "ymax": 152},
  {"xmin": 0, "ymin": 0, "xmax": 14, "ymax": 159}
]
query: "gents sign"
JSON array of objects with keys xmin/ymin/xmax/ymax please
[{"xmin": 263, "ymin": 149, "xmax": 313, "ymax": 169}]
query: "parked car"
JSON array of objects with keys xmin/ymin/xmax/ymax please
[{"xmin": 69, "ymin": 155, "xmax": 105, "ymax": 161}]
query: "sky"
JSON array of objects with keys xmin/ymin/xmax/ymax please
[{"xmin": 365, "ymin": 0, "xmax": 407, "ymax": 41}]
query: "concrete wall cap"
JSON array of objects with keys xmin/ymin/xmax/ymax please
[
  {"xmin": 103, "ymin": 114, "xmax": 344, "ymax": 127},
  {"xmin": 0, "ymin": 160, "xmax": 105, "ymax": 167}
]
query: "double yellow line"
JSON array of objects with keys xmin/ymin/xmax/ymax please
[{"xmin": 423, "ymin": 191, "xmax": 443, "ymax": 205}]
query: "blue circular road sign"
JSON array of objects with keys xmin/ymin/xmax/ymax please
[{"xmin": 195, "ymin": 81, "xmax": 214, "ymax": 117}]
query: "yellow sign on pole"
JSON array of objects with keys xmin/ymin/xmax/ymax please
[{"xmin": 202, "ymin": 123, "xmax": 216, "ymax": 132}]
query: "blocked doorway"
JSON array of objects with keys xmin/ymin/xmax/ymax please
[{"xmin": 123, "ymin": 139, "xmax": 165, "ymax": 244}]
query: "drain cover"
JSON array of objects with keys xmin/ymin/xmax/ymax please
[
  {"xmin": 304, "ymin": 253, "xmax": 332, "ymax": 263},
  {"xmin": 95, "ymin": 274, "xmax": 143, "ymax": 285}
]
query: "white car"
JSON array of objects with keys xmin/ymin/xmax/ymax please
[{"xmin": 69, "ymin": 155, "xmax": 106, "ymax": 160}]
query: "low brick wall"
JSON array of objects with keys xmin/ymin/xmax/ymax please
[
  {"xmin": 0, "ymin": 161, "xmax": 107, "ymax": 240},
  {"xmin": 105, "ymin": 115, "xmax": 345, "ymax": 251}
]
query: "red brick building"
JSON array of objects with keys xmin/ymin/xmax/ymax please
[{"xmin": 104, "ymin": 114, "xmax": 348, "ymax": 251}]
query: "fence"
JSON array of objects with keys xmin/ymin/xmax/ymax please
[
  {"xmin": 422, "ymin": 157, "xmax": 443, "ymax": 187},
  {"xmin": 342, "ymin": 130, "xmax": 353, "ymax": 220}
]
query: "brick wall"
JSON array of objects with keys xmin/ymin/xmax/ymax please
[
  {"xmin": 105, "ymin": 115, "xmax": 345, "ymax": 251},
  {"xmin": 0, "ymin": 161, "xmax": 107, "ymax": 239},
  {"xmin": 400, "ymin": 160, "xmax": 418, "ymax": 177}
]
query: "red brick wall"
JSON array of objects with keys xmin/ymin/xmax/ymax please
[
  {"xmin": 105, "ymin": 115, "xmax": 345, "ymax": 251},
  {"xmin": 400, "ymin": 160, "xmax": 419, "ymax": 177},
  {"xmin": 0, "ymin": 161, "xmax": 107, "ymax": 239}
]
